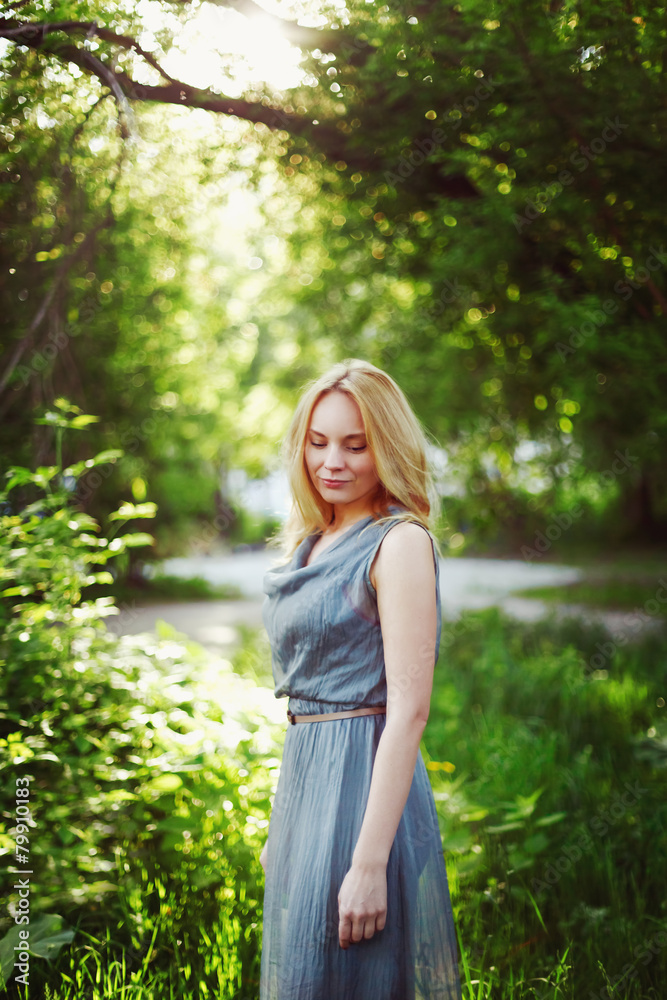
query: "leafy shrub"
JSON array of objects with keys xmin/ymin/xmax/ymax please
[{"xmin": 0, "ymin": 404, "xmax": 282, "ymax": 997}]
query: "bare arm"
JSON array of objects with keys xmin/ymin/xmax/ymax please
[
  {"xmin": 353, "ymin": 520, "xmax": 437, "ymax": 863},
  {"xmin": 337, "ymin": 521, "xmax": 438, "ymax": 947}
]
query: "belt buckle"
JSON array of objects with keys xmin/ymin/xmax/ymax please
[{"xmin": 287, "ymin": 709, "xmax": 296, "ymax": 725}]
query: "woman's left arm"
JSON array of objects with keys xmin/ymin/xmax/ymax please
[{"xmin": 337, "ymin": 521, "xmax": 438, "ymax": 949}]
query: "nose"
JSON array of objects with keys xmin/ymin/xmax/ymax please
[{"xmin": 323, "ymin": 444, "xmax": 345, "ymax": 471}]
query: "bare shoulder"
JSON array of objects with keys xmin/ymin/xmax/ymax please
[
  {"xmin": 380, "ymin": 519, "xmax": 432, "ymax": 554},
  {"xmin": 370, "ymin": 520, "xmax": 434, "ymax": 589}
]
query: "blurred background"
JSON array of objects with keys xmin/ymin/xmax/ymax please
[{"xmin": 1, "ymin": 1, "xmax": 666, "ymax": 998}]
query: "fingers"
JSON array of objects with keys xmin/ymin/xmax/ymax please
[
  {"xmin": 338, "ymin": 913, "xmax": 384, "ymax": 948},
  {"xmin": 339, "ymin": 913, "xmax": 364, "ymax": 950},
  {"xmin": 336, "ymin": 868, "xmax": 388, "ymax": 948}
]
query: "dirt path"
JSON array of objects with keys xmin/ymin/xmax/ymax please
[
  {"xmin": 106, "ymin": 598, "xmax": 264, "ymax": 656},
  {"xmin": 107, "ymin": 553, "xmax": 664, "ymax": 653}
]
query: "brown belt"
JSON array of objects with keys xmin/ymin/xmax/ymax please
[{"xmin": 287, "ymin": 706, "xmax": 386, "ymax": 725}]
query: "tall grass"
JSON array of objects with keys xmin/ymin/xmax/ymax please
[{"xmin": 423, "ymin": 608, "xmax": 667, "ymax": 999}]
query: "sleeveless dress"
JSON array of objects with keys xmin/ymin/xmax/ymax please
[{"xmin": 260, "ymin": 507, "xmax": 462, "ymax": 1000}]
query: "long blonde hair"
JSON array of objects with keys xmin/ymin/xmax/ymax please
[{"xmin": 268, "ymin": 359, "xmax": 441, "ymax": 561}]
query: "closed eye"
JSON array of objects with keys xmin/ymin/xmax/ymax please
[{"xmin": 308, "ymin": 441, "xmax": 366, "ymax": 452}]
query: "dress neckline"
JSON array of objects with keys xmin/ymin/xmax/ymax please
[{"xmin": 301, "ymin": 514, "xmax": 375, "ymax": 569}]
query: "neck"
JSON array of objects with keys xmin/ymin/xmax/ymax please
[{"xmin": 326, "ymin": 495, "xmax": 382, "ymax": 533}]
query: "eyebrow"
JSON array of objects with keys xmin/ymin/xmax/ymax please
[{"xmin": 309, "ymin": 428, "xmax": 366, "ymax": 440}]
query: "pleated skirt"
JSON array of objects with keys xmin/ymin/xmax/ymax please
[{"xmin": 259, "ymin": 697, "xmax": 462, "ymax": 1000}]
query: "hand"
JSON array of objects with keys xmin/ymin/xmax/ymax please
[
  {"xmin": 337, "ymin": 861, "xmax": 387, "ymax": 949},
  {"xmin": 260, "ymin": 843, "xmax": 268, "ymax": 873}
]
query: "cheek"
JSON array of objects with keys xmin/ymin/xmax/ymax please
[{"xmin": 358, "ymin": 456, "xmax": 378, "ymax": 480}]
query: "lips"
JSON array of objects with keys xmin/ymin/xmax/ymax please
[{"xmin": 321, "ymin": 478, "xmax": 349, "ymax": 486}]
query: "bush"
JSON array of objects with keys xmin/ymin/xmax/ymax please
[{"xmin": 0, "ymin": 405, "xmax": 283, "ymax": 998}]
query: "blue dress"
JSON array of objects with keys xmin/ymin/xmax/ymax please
[{"xmin": 260, "ymin": 507, "xmax": 462, "ymax": 1000}]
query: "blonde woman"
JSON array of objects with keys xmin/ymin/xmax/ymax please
[{"xmin": 259, "ymin": 359, "xmax": 461, "ymax": 999}]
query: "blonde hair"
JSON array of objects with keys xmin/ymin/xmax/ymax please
[{"xmin": 268, "ymin": 358, "xmax": 441, "ymax": 561}]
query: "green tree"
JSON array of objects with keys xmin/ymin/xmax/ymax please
[
  {"xmin": 2, "ymin": 0, "xmax": 665, "ymax": 547},
  {"xmin": 1, "ymin": 9, "xmax": 292, "ymax": 551}
]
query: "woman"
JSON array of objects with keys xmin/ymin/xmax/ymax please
[{"xmin": 259, "ymin": 359, "xmax": 462, "ymax": 1000}]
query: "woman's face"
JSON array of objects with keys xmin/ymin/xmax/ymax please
[{"xmin": 304, "ymin": 391, "xmax": 380, "ymax": 510}]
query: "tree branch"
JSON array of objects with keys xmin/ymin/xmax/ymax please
[
  {"xmin": 1, "ymin": 19, "xmax": 335, "ymax": 141},
  {"xmin": 0, "ymin": 18, "xmax": 178, "ymax": 83},
  {"xmin": 1, "ymin": 14, "xmax": 476, "ymax": 194}
]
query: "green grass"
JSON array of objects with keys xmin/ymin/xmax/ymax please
[
  {"xmin": 6, "ymin": 872, "xmax": 259, "ymax": 1000},
  {"xmin": 511, "ymin": 577, "xmax": 667, "ymax": 611},
  {"xmin": 420, "ymin": 608, "xmax": 667, "ymax": 999},
  {"xmin": 88, "ymin": 573, "xmax": 244, "ymax": 605},
  {"xmin": 3, "ymin": 610, "xmax": 666, "ymax": 998}
]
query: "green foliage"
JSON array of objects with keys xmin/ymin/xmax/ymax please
[
  {"xmin": 421, "ymin": 608, "xmax": 667, "ymax": 996},
  {"xmin": 1, "ymin": 30, "xmax": 278, "ymax": 552},
  {"xmin": 249, "ymin": 0, "xmax": 667, "ymax": 547},
  {"xmin": 2, "ymin": 430, "xmax": 666, "ymax": 997},
  {"xmin": 0, "ymin": 413, "xmax": 282, "ymax": 996},
  {"xmin": 2, "ymin": 0, "xmax": 667, "ymax": 555},
  {"xmin": 0, "ymin": 402, "xmax": 154, "ymax": 639},
  {"xmin": 229, "ymin": 509, "xmax": 283, "ymax": 549},
  {"xmin": 512, "ymin": 577, "xmax": 667, "ymax": 611},
  {"xmin": 0, "ymin": 915, "xmax": 74, "ymax": 991},
  {"xmin": 103, "ymin": 573, "xmax": 243, "ymax": 604}
]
